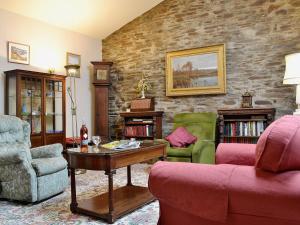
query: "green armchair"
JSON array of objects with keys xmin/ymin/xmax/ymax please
[
  {"xmin": 0, "ymin": 115, "xmax": 68, "ymax": 202},
  {"xmin": 166, "ymin": 112, "xmax": 217, "ymax": 163}
]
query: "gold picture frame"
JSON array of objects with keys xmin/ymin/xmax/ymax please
[
  {"xmin": 66, "ymin": 52, "xmax": 81, "ymax": 78},
  {"xmin": 166, "ymin": 44, "xmax": 226, "ymax": 96}
]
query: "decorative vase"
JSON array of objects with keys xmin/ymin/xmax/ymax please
[{"xmin": 141, "ymin": 90, "xmax": 145, "ymax": 99}]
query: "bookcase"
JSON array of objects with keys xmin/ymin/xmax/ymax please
[
  {"xmin": 218, "ymin": 108, "xmax": 275, "ymax": 144},
  {"xmin": 119, "ymin": 111, "xmax": 163, "ymax": 140}
]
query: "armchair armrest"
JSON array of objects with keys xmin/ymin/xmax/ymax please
[
  {"xmin": 192, "ymin": 140, "xmax": 215, "ymax": 164},
  {"xmin": 30, "ymin": 143, "xmax": 63, "ymax": 159},
  {"xmin": 149, "ymin": 161, "xmax": 234, "ymax": 222},
  {"xmin": 216, "ymin": 143, "xmax": 256, "ymax": 166},
  {"xmin": 154, "ymin": 139, "xmax": 170, "ymax": 147}
]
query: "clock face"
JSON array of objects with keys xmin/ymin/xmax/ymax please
[{"xmin": 96, "ymin": 69, "xmax": 108, "ymax": 80}]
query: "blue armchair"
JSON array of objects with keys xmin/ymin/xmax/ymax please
[{"xmin": 0, "ymin": 115, "xmax": 68, "ymax": 202}]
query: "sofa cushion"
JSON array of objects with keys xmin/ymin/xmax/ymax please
[
  {"xmin": 255, "ymin": 115, "xmax": 300, "ymax": 172},
  {"xmin": 165, "ymin": 127, "xmax": 197, "ymax": 147},
  {"xmin": 229, "ymin": 165, "xmax": 300, "ymax": 222},
  {"xmin": 31, "ymin": 157, "xmax": 67, "ymax": 176}
]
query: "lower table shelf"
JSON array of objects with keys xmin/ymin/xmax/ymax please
[{"xmin": 75, "ymin": 185, "xmax": 155, "ymax": 222}]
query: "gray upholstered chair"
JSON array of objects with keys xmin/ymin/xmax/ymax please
[{"xmin": 0, "ymin": 115, "xmax": 68, "ymax": 202}]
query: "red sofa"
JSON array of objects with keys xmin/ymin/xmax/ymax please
[{"xmin": 149, "ymin": 115, "xmax": 300, "ymax": 225}]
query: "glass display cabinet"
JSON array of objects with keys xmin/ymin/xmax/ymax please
[{"xmin": 5, "ymin": 69, "xmax": 66, "ymax": 148}]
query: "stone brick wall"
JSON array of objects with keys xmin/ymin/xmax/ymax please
[{"xmin": 103, "ymin": 0, "xmax": 300, "ymax": 136}]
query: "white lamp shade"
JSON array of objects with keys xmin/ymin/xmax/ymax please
[{"xmin": 283, "ymin": 53, "xmax": 300, "ymax": 84}]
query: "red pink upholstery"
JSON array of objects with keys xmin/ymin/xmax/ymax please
[
  {"xmin": 149, "ymin": 115, "xmax": 300, "ymax": 225},
  {"xmin": 256, "ymin": 115, "xmax": 300, "ymax": 172}
]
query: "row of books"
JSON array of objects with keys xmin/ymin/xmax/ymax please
[
  {"xmin": 224, "ymin": 121, "xmax": 266, "ymax": 137},
  {"xmin": 222, "ymin": 137, "xmax": 259, "ymax": 144},
  {"xmin": 124, "ymin": 125, "xmax": 153, "ymax": 137}
]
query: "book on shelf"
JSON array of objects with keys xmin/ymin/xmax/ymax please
[
  {"xmin": 223, "ymin": 121, "xmax": 266, "ymax": 137},
  {"xmin": 130, "ymin": 118, "xmax": 154, "ymax": 123},
  {"xmin": 125, "ymin": 125, "xmax": 153, "ymax": 137}
]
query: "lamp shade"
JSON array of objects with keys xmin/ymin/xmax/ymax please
[
  {"xmin": 64, "ymin": 64, "xmax": 80, "ymax": 77},
  {"xmin": 283, "ymin": 53, "xmax": 300, "ymax": 84}
]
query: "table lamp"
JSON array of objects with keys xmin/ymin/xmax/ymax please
[{"xmin": 283, "ymin": 53, "xmax": 300, "ymax": 115}]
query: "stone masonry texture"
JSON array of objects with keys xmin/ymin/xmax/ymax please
[{"xmin": 103, "ymin": 0, "xmax": 300, "ymax": 136}]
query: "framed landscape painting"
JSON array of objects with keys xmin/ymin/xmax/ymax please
[
  {"xmin": 7, "ymin": 42, "xmax": 30, "ymax": 65},
  {"xmin": 166, "ymin": 44, "xmax": 226, "ymax": 96}
]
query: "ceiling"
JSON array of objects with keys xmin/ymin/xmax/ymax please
[{"xmin": 0, "ymin": 0, "xmax": 164, "ymax": 39}]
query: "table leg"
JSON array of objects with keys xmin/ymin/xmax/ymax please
[
  {"xmin": 127, "ymin": 165, "xmax": 132, "ymax": 186},
  {"xmin": 105, "ymin": 169, "xmax": 116, "ymax": 223},
  {"xmin": 70, "ymin": 168, "xmax": 78, "ymax": 213}
]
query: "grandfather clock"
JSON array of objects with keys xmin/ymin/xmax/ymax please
[{"xmin": 91, "ymin": 61, "xmax": 113, "ymax": 141}]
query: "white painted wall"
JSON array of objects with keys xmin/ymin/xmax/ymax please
[{"xmin": 0, "ymin": 9, "xmax": 101, "ymax": 137}]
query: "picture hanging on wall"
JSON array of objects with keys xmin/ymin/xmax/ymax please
[
  {"xmin": 66, "ymin": 52, "xmax": 81, "ymax": 78},
  {"xmin": 7, "ymin": 41, "xmax": 30, "ymax": 65},
  {"xmin": 166, "ymin": 44, "xmax": 226, "ymax": 96}
]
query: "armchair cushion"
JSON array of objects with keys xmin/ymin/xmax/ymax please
[
  {"xmin": 0, "ymin": 143, "xmax": 32, "ymax": 165},
  {"xmin": 165, "ymin": 127, "xmax": 197, "ymax": 147},
  {"xmin": 0, "ymin": 116, "xmax": 31, "ymax": 146},
  {"xmin": 256, "ymin": 115, "xmax": 300, "ymax": 172},
  {"xmin": 216, "ymin": 143, "xmax": 256, "ymax": 166},
  {"xmin": 31, "ymin": 157, "xmax": 67, "ymax": 176},
  {"xmin": 30, "ymin": 143, "xmax": 63, "ymax": 158},
  {"xmin": 167, "ymin": 144, "xmax": 193, "ymax": 158}
]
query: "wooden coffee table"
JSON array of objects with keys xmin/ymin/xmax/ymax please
[{"xmin": 67, "ymin": 141, "xmax": 166, "ymax": 224}]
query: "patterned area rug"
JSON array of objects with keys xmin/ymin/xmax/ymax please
[{"xmin": 0, "ymin": 164, "xmax": 159, "ymax": 225}]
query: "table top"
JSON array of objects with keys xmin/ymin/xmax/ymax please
[{"xmin": 67, "ymin": 141, "xmax": 166, "ymax": 156}]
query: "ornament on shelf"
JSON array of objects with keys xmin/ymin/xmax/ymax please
[
  {"xmin": 136, "ymin": 73, "xmax": 151, "ymax": 99},
  {"xmin": 241, "ymin": 91, "xmax": 253, "ymax": 108}
]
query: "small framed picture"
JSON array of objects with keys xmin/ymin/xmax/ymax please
[
  {"xmin": 66, "ymin": 52, "xmax": 81, "ymax": 77},
  {"xmin": 7, "ymin": 41, "xmax": 30, "ymax": 65}
]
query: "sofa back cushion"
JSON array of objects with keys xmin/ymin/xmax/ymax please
[
  {"xmin": 173, "ymin": 112, "xmax": 217, "ymax": 141},
  {"xmin": 255, "ymin": 115, "xmax": 300, "ymax": 172}
]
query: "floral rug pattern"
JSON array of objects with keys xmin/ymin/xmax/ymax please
[{"xmin": 0, "ymin": 164, "xmax": 159, "ymax": 225}]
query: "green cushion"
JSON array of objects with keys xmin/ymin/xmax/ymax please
[
  {"xmin": 167, "ymin": 156, "xmax": 191, "ymax": 162},
  {"xmin": 167, "ymin": 144, "xmax": 193, "ymax": 157},
  {"xmin": 173, "ymin": 112, "xmax": 217, "ymax": 140}
]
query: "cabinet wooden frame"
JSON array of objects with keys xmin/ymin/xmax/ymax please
[{"xmin": 4, "ymin": 69, "xmax": 66, "ymax": 148}]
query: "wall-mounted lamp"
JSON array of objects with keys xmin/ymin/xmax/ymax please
[
  {"xmin": 64, "ymin": 64, "xmax": 80, "ymax": 146},
  {"xmin": 283, "ymin": 53, "xmax": 300, "ymax": 115}
]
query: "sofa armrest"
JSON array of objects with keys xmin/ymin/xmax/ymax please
[
  {"xmin": 216, "ymin": 143, "xmax": 256, "ymax": 166},
  {"xmin": 149, "ymin": 161, "xmax": 234, "ymax": 222},
  {"xmin": 30, "ymin": 143, "xmax": 63, "ymax": 158}
]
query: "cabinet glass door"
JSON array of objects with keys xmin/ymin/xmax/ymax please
[
  {"xmin": 20, "ymin": 77, "xmax": 42, "ymax": 134},
  {"xmin": 45, "ymin": 80, "xmax": 63, "ymax": 134}
]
